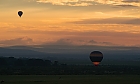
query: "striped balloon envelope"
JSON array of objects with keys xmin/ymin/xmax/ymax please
[{"xmin": 89, "ymin": 51, "xmax": 103, "ymax": 66}]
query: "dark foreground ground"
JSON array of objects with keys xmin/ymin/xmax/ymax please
[
  {"xmin": 0, "ymin": 75, "xmax": 140, "ymax": 84},
  {"xmin": 0, "ymin": 57, "xmax": 140, "ymax": 84}
]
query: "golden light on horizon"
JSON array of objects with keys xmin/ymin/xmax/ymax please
[{"xmin": 0, "ymin": 0, "xmax": 140, "ymax": 46}]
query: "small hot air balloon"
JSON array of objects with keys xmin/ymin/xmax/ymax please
[
  {"xmin": 18, "ymin": 11, "xmax": 23, "ymax": 17},
  {"xmin": 89, "ymin": 51, "xmax": 103, "ymax": 66}
]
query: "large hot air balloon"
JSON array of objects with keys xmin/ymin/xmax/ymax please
[
  {"xmin": 89, "ymin": 51, "xmax": 103, "ymax": 66},
  {"xmin": 18, "ymin": 11, "xmax": 23, "ymax": 17}
]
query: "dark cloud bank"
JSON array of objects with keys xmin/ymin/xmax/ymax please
[{"xmin": 70, "ymin": 17, "xmax": 140, "ymax": 25}]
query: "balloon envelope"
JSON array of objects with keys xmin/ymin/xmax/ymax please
[
  {"xmin": 18, "ymin": 11, "xmax": 23, "ymax": 17},
  {"xmin": 89, "ymin": 51, "xmax": 103, "ymax": 66}
]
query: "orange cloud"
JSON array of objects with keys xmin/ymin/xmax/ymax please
[
  {"xmin": 37, "ymin": 0, "xmax": 93, "ymax": 6},
  {"xmin": 37, "ymin": 0, "xmax": 140, "ymax": 7}
]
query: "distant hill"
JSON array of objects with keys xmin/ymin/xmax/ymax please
[
  {"xmin": 0, "ymin": 47, "xmax": 47, "ymax": 58},
  {"xmin": 5, "ymin": 45, "xmax": 140, "ymax": 59},
  {"xmin": 1, "ymin": 45, "xmax": 140, "ymax": 65}
]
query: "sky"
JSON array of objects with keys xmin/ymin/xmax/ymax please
[{"xmin": 0, "ymin": 0, "xmax": 140, "ymax": 47}]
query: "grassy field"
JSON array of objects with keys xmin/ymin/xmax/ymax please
[{"xmin": 0, "ymin": 75, "xmax": 140, "ymax": 84}]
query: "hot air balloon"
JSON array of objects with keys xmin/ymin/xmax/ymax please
[
  {"xmin": 89, "ymin": 51, "xmax": 103, "ymax": 66},
  {"xmin": 18, "ymin": 11, "xmax": 23, "ymax": 17}
]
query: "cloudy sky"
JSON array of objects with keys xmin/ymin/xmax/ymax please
[{"xmin": 0, "ymin": 0, "xmax": 140, "ymax": 46}]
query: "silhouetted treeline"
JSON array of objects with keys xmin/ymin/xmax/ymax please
[
  {"xmin": 0, "ymin": 57, "xmax": 140, "ymax": 75},
  {"xmin": 0, "ymin": 57, "xmax": 53, "ymax": 67}
]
